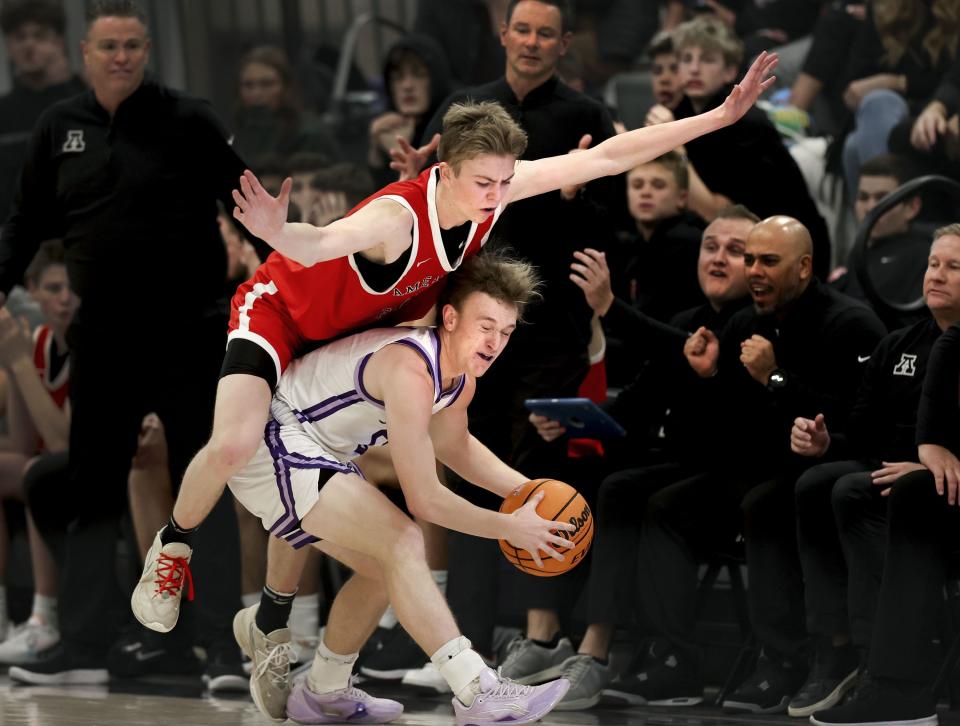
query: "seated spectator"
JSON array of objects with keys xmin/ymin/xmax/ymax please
[
  {"xmin": 0, "ymin": 240, "xmax": 74, "ymax": 662},
  {"xmin": 506, "ymin": 205, "xmax": 757, "ymax": 709},
  {"xmin": 613, "ymin": 217, "xmax": 883, "ymax": 713},
  {"xmin": 788, "ymin": 224, "xmax": 960, "ymax": 717},
  {"xmin": 285, "ymin": 151, "xmax": 335, "ymax": 228},
  {"xmin": 839, "ymin": 0, "xmax": 959, "ymax": 197},
  {"xmin": 785, "ymin": 4, "xmax": 866, "ymax": 137},
  {"xmin": 367, "ymin": 35, "xmax": 452, "ymax": 188},
  {"xmin": 888, "ymin": 48, "xmax": 960, "ymax": 182},
  {"xmin": 679, "ymin": 0, "xmax": 820, "ymax": 70},
  {"xmin": 305, "ymin": 162, "xmax": 375, "ymax": 228},
  {"xmin": 648, "ymin": 30, "xmax": 685, "ymax": 112},
  {"xmin": 0, "ymin": 0, "xmax": 86, "ymax": 225},
  {"xmin": 605, "ymin": 150, "xmax": 705, "ymax": 382},
  {"xmin": 810, "ymin": 224, "xmax": 960, "ymax": 726},
  {"xmin": 831, "ymin": 154, "xmax": 925, "ymax": 306},
  {"xmin": 651, "ymin": 17, "xmax": 832, "ymax": 278},
  {"xmin": 611, "ymin": 150, "xmax": 705, "ymax": 322},
  {"xmin": 232, "ymin": 46, "xmax": 339, "ymax": 167}
]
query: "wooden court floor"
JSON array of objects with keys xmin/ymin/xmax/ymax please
[{"xmin": 6, "ymin": 675, "xmax": 960, "ymax": 726}]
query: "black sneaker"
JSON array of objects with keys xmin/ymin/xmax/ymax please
[
  {"xmin": 106, "ymin": 627, "xmax": 202, "ymax": 679},
  {"xmin": 603, "ymin": 651, "xmax": 703, "ymax": 706},
  {"xmin": 810, "ymin": 677, "xmax": 936, "ymax": 725},
  {"xmin": 722, "ymin": 652, "xmax": 807, "ymax": 714},
  {"xmin": 355, "ymin": 625, "xmax": 393, "ymax": 671},
  {"xmin": 9, "ymin": 643, "xmax": 109, "ymax": 685},
  {"xmin": 359, "ymin": 624, "xmax": 424, "ymax": 680},
  {"xmin": 788, "ymin": 644, "xmax": 860, "ymax": 717},
  {"xmin": 203, "ymin": 640, "xmax": 249, "ymax": 693}
]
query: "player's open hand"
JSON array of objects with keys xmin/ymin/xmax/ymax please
[
  {"xmin": 717, "ymin": 51, "xmax": 778, "ymax": 127},
  {"xmin": 506, "ymin": 490, "xmax": 576, "ymax": 569},
  {"xmin": 233, "ymin": 169, "xmax": 291, "ymax": 242}
]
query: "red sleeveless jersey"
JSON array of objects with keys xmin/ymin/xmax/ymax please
[
  {"xmin": 32, "ymin": 324, "xmax": 69, "ymax": 409},
  {"xmin": 229, "ymin": 165, "xmax": 502, "ymax": 371}
]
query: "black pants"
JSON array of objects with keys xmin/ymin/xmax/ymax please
[
  {"xmin": 869, "ymin": 470, "xmax": 960, "ymax": 684},
  {"xmin": 446, "ymin": 344, "xmax": 588, "ymax": 651},
  {"xmin": 36, "ymin": 311, "xmax": 241, "ymax": 656},
  {"xmin": 641, "ymin": 468, "xmax": 808, "ymax": 664},
  {"xmin": 585, "ymin": 461, "xmax": 697, "ymax": 627},
  {"xmin": 795, "ymin": 460, "xmax": 887, "ymax": 648}
]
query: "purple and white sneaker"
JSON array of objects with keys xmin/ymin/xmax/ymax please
[
  {"xmin": 453, "ymin": 668, "xmax": 570, "ymax": 726},
  {"xmin": 286, "ymin": 677, "xmax": 403, "ymax": 724}
]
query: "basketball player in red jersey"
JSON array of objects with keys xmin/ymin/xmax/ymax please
[{"xmin": 132, "ymin": 52, "xmax": 778, "ymax": 635}]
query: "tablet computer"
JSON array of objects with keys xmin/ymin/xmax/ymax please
[{"xmin": 524, "ymin": 397, "xmax": 626, "ymax": 439}]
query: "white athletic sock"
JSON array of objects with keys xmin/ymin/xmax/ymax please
[
  {"xmin": 432, "ymin": 636, "xmax": 487, "ymax": 706},
  {"xmin": 431, "ymin": 569, "xmax": 448, "ymax": 596},
  {"xmin": 29, "ymin": 594, "xmax": 57, "ymax": 628},
  {"xmin": 308, "ymin": 639, "xmax": 359, "ymax": 694},
  {"xmin": 378, "ymin": 604, "xmax": 398, "ymax": 630},
  {"xmin": 290, "ymin": 593, "xmax": 320, "ymax": 643},
  {"xmin": 241, "ymin": 592, "xmax": 260, "ymax": 609}
]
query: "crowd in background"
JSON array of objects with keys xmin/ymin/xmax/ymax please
[{"xmin": 0, "ymin": 0, "xmax": 960, "ymax": 724}]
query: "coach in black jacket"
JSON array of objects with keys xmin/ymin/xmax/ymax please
[{"xmin": 0, "ymin": 3, "xmax": 252, "ymax": 685}]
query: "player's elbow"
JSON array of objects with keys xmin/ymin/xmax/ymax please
[{"xmin": 405, "ymin": 495, "xmax": 434, "ymax": 523}]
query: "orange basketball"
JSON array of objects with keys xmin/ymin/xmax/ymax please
[{"xmin": 498, "ymin": 479, "xmax": 593, "ymax": 577}]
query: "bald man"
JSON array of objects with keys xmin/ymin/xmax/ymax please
[{"xmin": 608, "ymin": 217, "xmax": 886, "ymax": 715}]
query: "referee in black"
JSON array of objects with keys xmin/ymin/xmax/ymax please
[{"xmin": 0, "ymin": 0, "xmax": 250, "ymax": 685}]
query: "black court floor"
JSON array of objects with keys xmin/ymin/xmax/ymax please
[{"xmin": 3, "ymin": 676, "xmax": 960, "ymax": 726}]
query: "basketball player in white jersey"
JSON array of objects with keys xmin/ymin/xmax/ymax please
[{"xmin": 223, "ymin": 252, "xmax": 576, "ymax": 725}]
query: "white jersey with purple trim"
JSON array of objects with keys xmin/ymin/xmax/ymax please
[
  {"xmin": 229, "ymin": 325, "xmax": 466, "ymax": 549},
  {"xmin": 272, "ymin": 325, "xmax": 466, "ymax": 463}
]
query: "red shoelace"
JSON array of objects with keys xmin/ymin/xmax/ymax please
[{"xmin": 154, "ymin": 553, "xmax": 195, "ymax": 601}]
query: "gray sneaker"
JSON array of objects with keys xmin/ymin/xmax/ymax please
[
  {"xmin": 233, "ymin": 604, "xmax": 297, "ymax": 722},
  {"xmin": 499, "ymin": 636, "xmax": 575, "ymax": 685},
  {"xmin": 554, "ymin": 655, "xmax": 612, "ymax": 710}
]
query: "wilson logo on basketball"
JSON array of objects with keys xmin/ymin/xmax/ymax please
[
  {"xmin": 558, "ymin": 504, "xmax": 591, "ymax": 542},
  {"xmin": 498, "ymin": 478, "xmax": 594, "ymax": 577}
]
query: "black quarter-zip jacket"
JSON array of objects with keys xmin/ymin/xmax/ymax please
[
  {"xmin": 707, "ymin": 278, "xmax": 887, "ymax": 473},
  {"xmin": 0, "ymin": 79, "xmax": 257, "ymax": 318}
]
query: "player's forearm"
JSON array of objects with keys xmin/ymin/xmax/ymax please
[
  {"xmin": 8, "ymin": 357, "xmax": 69, "ymax": 452},
  {"xmin": 263, "ymin": 222, "xmax": 330, "ymax": 266},
  {"xmin": 596, "ymin": 109, "xmax": 725, "ymax": 178},
  {"xmin": 407, "ymin": 484, "xmax": 515, "ymax": 541},
  {"xmin": 439, "ymin": 435, "xmax": 527, "ymax": 498}
]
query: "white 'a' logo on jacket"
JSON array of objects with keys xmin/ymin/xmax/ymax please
[
  {"xmin": 62, "ymin": 130, "xmax": 85, "ymax": 152},
  {"xmin": 892, "ymin": 353, "xmax": 917, "ymax": 377}
]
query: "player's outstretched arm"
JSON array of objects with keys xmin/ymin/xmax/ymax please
[
  {"xmin": 231, "ymin": 169, "xmax": 413, "ymax": 267},
  {"xmin": 506, "ymin": 51, "xmax": 778, "ymax": 205}
]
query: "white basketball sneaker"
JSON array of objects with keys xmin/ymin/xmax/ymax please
[{"xmin": 130, "ymin": 529, "xmax": 193, "ymax": 633}]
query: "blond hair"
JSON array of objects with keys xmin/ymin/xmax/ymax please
[
  {"xmin": 672, "ymin": 17, "xmax": 744, "ymax": 68},
  {"xmin": 439, "ymin": 250, "xmax": 541, "ymax": 321},
  {"xmin": 873, "ymin": 0, "xmax": 959, "ymax": 68},
  {"xmin": 438, "ymin": 102, "xmax": 528, "ymax": 173},
  {"xmin": 636, "ymin": 150, "xmax": 690, "ymax": 191},
  {"xmin": 934, "ymin": 223, "xmax": 960, "ymax": 241}
]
